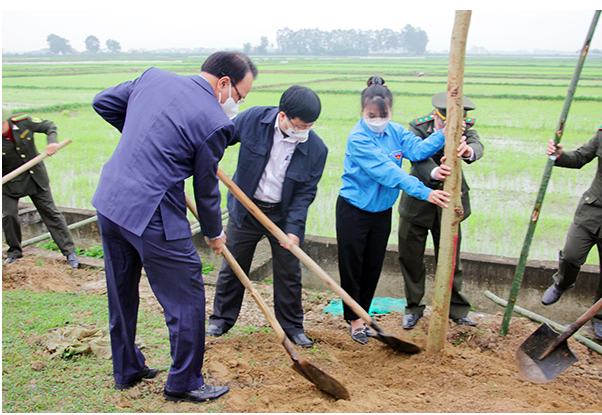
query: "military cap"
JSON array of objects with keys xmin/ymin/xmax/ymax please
[
  {"xmin": 431, "ymin": 92, "xmax": 476, "ymax": 119},
  {"xmin": 2, "ymin": 106, "xmax": 12, "ymax": 123}
]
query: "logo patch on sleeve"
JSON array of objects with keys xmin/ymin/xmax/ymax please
[{"xmin": 389, "ymin": 149, "xmax": 403, "ymax": 160}]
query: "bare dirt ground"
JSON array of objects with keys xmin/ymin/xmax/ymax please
[{"xmin": 3, "ymin": 254, "xmax": 602, "ymax": 413}]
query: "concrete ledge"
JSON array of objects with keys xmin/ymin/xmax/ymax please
[
  {"xmin": 9, "ymin": 204, "xmax": 600, "ymax": 325},
  {"xmin": 300, "ymin": 234, "xmax": 599, "ymax": 325}
]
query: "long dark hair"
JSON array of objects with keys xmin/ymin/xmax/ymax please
[{"xmin": 360, "ymin": 76, "xmax": 392, "ymax": 118}]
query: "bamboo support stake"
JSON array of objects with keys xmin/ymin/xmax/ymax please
[
  {"xmin": 426, "ymin": 10, "xmax": 471, "ymax": 354},
  {"xmin": 499, "ymin": 10, "xmax": 600, "ymax": 336},
  {"xmin": 2, "ymin": 139, "xmax": 72, "ymax": 184}
]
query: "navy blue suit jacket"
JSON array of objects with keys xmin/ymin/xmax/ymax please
[
  {"xmin": 228, "ymin": 107, "xmax": 328, "ymax": 243},
  {"xmin": 92, "ymin": 68, "xmax": 234, "ymax": 240}
]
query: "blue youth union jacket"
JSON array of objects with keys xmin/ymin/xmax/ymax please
[
  {"xmin": 92, "ymin": 68, "xmax": 234, "ymax": 240},
  {"xmin": 339, "ymin": 118, "xmax": 445, "ymax": 213},
  {"xmin": 227, "ymin": 106, "xmax": 328, "ymax": 243}
]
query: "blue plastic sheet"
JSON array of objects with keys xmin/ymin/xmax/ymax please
[{"xmin": 323, "ymin": 297, "xmax": 407, "ymax": 316}]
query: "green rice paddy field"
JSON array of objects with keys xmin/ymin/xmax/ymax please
[{"xmin": 2, "ymin": 54, "xmax": 601, "ymax": 264}]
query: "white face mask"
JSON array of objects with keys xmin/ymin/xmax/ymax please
[
  {"xmin": 219, "ymin": 84, "xmax": 240, "ymax": 120},
  {"xmin": 364, "ymin": 117, "xmax": 391, "ymax": 133},
  {"xmin": 283, "ymin": 116, "xmax": 311, "ymax": 143}
]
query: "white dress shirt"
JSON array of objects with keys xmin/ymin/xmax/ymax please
[{"xmin": 253, "ymin": 117, "xmax": 298, "ymax": 203}]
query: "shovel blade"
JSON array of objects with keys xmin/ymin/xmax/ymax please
[
  {"xmin": 516, "ymin": 323, "xmax": 578, "ymax": 383},
  {"xmin": 372, "ymin": 332, "xmax": 421, "ymax": 354},
  {"xmin": 291, "ymin": 359, "xmax": 350, "ymax": 400}
]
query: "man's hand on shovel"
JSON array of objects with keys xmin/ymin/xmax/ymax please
[
  {"xmin": 2, "ymin": 138, "xmax": 71, "ymax": 185},
  {"xmin": 45, "ymin": 143, "xmax": 59, "ymax": 156},
  {"xmin": 205, "ymin": 234, "xmax": 226, "ymax": 256},
  {"xmin": 280, "ymin": 233, "xmax": 299, "ymax": 250}
]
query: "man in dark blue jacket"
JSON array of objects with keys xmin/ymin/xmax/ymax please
[
  {"xmin": 92, "ymin": 51, "xmax": 257, "ymax": 403},
  {"xmin": 207, "ymin": 86, "xmax": 328, "ymax": 348}
]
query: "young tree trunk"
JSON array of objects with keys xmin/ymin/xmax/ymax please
[{"xmin": 426, "ymin": 10, "xmax": 471, "ymax": 355}]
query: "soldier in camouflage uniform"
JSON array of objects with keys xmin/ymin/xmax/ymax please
[
  {"xmin": 397, "ymin": 93, "xmax": 484, "ymax": 329},
  {"xmin": 2, "ymin": 107, "xmax": 78, "ymax": 267},
  {"xmin": 542, "ymin": 125, "xmax": 602, "ymax": 340}
]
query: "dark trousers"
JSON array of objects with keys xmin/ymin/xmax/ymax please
[
  {"xmin": 398, "ymin": 214, "xmax": 471, "ymax": 319},
  {"xmin": 336, "ymin": 196, "xmax": 391, "ymax": 322},
  {"xmin": 3, "ymin": 188, "xmax": 75, "ymax": 258},
  {"xmin": 553, "ymin": 222, "xmax": 602, "ymax": 323},
  {"xmin": 210, "ymin": 209, "xmax": 304, "ymax": 336},
  {"xmin": 98, "ymin": 211, "xmax": 206, "ymax": 393}
]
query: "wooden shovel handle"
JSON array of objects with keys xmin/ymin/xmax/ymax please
[
  {"xmin": 2, "ymin": 139, "xmax": 72, "ymax": 185},
  {"xmin": 216, "ymin": 167, "xmax": 377, "ymax": 329},
  {"xmin": 185, "ymin": 194, "xmax": 289, "ymax": 341},
  {"xmin": 186, "ymin": 193, "xmax": 353, "ymax": 399},
  {"xmin": 540, "ymin": 296, "xmax": 602, "ymax": 360},
  {"xmin": 555, "ymin": 297, "xmax": 602, "ymax": 342}
]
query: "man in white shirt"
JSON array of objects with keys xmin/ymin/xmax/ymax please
[{"xmin": 207, "ymin": 86, "xmax": 328, "ymax": 348}]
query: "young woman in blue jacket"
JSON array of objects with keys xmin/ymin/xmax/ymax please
[{"xmin": 336, "ymin": 76, "xmax": 452, "ymax": 344}]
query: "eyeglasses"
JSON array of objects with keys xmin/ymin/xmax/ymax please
[
  {"xmin": 231, "ymin": 82, "xmax": 245, "ymax": 104},
  {"xmin": 287, "ymin": 116, "xmax": 314, "ymax": 131}
]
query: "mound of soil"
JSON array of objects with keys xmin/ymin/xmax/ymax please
[{"xmin": 3, "ymin": 254, "xmax": 602, "ymax": 412}]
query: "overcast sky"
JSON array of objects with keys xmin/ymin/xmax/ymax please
[{"xmin": 2, "ymin": 2, "xmax": 602, "ymax": 54}]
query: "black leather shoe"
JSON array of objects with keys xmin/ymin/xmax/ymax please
[
  {"xmin": 4, "ymin": 257, "xmax": 18, "ymax": 265},
  {"xmin": 288, "ymin": 333, "xmax": 313, "ymax": 348},
  {"xmin": 402, "ymin": 314, "xmax": 421, "ymax": 330},
  {"xmin": 115, "ymin": 366, "xmax": 159, "ymax": 390},
  {"xmin": 542, "ymin": 284, "xmax": 564, "ymax": 305},
  {"xmin": 164, "ymin": 384, "xmax": 229, "ymax": 403},
  {"xmin": 454, "ymin": 317, "xmax": 478, "ymax": 326},
  {"xmin": 364, "ymin": 324, "xmax": 376, "ymax": 337},
  {"xmin": 593, "ymin": 321, "xmax": 602, "ymax": 340},
  {"xmin": 206, "ymin": 324, "xmax": 225, "ymax": 337},
  {"xmin": 350, "ymin": 326, "xmax": 368, "ymax": 344},
  {"xmin": 66, "ymin": 252, "xmax": 79, "ymax": 268}
]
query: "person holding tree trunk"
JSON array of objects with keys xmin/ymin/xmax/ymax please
[
  {"xmin": 336, "ymin": 77, "xmax": 452, "ymax": 345},
  {"xmin": 397, "ymin": 92, "xmax": 484, "ymax": 330}
]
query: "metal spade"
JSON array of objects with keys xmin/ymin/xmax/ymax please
[{"xmin": 517, "ymin": 297, "xmax": 602, "ymax": 383}]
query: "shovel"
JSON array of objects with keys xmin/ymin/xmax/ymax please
[
  {"xmin": 216, "ymin": 168, "xmax": 420, "ymax": 354},
  {"xmin": 516, "ymin": 297, "xmax": 602, "ymax": 383},
  {"xmin": 185, "ymin": 194, "xmax": 350, "ymax": 400},
  {"xmin": 2, "ymin": 139, "xmax": 71, "ymax": 184}
]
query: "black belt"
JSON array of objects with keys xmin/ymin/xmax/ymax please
[{"xmin": 252, "ymin": 198, "xmax": 281, "ymax": 212}]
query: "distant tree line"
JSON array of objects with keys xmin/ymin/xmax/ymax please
[
  {"xmin": 274, "ymin": 25, "xmax": 429, "ymax": 55},
  {"xmin": 45, "ymin": 34, "xmax": 122, "ymax": 54},
  {"xmin": 243, "ymin": 36, "xmax": 270, "ymax": 55}
]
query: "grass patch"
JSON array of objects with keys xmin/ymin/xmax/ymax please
[
  {"xmin": 1, "ymin": 289, "xmax": 188, "ymax": 412},
  {"xmin": 37, "ymin": 240, "xmax": 104, "ymax": 258},
  {"xmin": 35, "ymin": 240, "xmax": 216, "ymax": 273}
]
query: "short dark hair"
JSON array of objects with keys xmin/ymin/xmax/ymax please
[
  {"xmin": 361, "ymin": 76, "xmax": 393, "ymax": 118},
  {"xmin": 279, "ymin": 85, "xmax": 321, "ymax": 123},
  {"xmin": 201, "ymin": 51, "xmax": 258, "ymax": 85}
]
